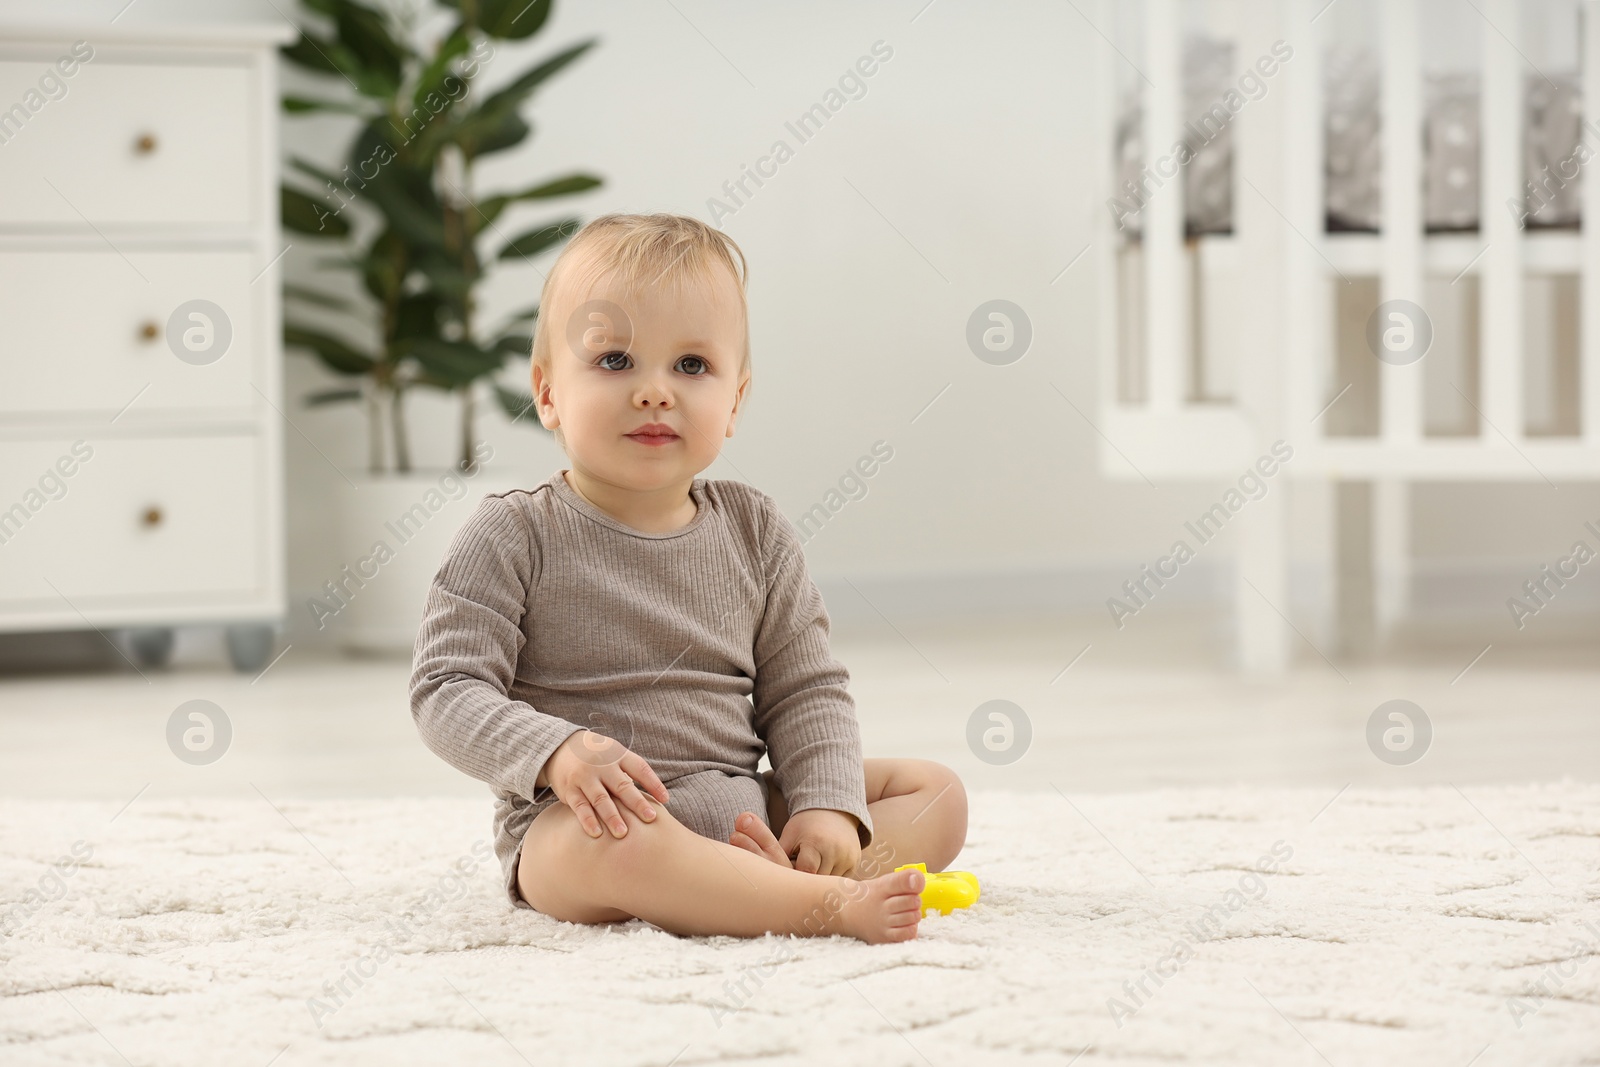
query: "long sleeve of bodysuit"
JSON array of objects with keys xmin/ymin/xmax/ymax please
[
  {"xmin": 748, "ymin": 497, "xmax": 874, "ymax": 849},
  {"xmin": 409, "ymin": 495, "xmax": 585, "ymax": 802}
]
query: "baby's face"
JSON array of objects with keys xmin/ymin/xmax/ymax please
[{"xmin": 534, "ymin": 261, "xmax": 749, "ymax": 492}]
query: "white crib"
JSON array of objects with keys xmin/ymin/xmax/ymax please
[{"xmin": 1092, "ymin": 0, "xmax": 1600, "ymax": 671}]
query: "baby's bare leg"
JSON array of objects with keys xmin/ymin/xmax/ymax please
[
  {"xmin": 856, "ymin": 759, "xmax": 969, "ymax": 876},
  {"xmin": 517, "ymin": 799, "xmax": 924, "ymax": 942}
]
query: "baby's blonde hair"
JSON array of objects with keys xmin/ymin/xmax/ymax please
[{"xmin": 530, "ymin": 213, "xmax": 751, "ymax": 383}]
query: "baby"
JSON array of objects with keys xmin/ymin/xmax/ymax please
[{"xmin": 410, "ymin": 213, "xmax": 968, "ymax": 943}]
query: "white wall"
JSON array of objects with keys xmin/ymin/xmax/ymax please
[
  {"xmin": 5, "ymin": 0, "xmax": 1598, "ymax": 652},
  {"xmin": 268, "ymin": 0, "xmax": 1201, "ymax": 587}
]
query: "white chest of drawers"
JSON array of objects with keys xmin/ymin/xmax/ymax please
[{"xmin": 0, "ymin": 23, "xmax": 292, "ymax": 671}]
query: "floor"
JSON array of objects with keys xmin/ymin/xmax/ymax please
[
  {"xmin": 0, "ymin": 611, "xmax": 1595, "ymax": 806},
  {"xmin": 2, "ymin": 613, "xmax": 1598, "ymax": 1066},
  {"xmin": 6, "ymin": 784, "xmax": 1597, "ymax": 1067}
]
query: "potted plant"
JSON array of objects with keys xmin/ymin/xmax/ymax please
[{"xmin": 279, "ymin": 0, "xmax": 600, "ymax": 652}]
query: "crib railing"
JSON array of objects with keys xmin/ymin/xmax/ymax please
[
  {"xmin": 1094, "ymin": 0, "xmax": 1600, "ymax": 479},
  {"xmin": 1585, "ymin": 0, "xmax": 1600, "ymax": 444}
]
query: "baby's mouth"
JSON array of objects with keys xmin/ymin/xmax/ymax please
[{"xmin": 626, "ymin": 430, "xmax": 679, "ymax": 444}]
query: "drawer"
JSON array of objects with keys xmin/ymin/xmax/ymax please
[
  {"xmin": 0, "ymin": 434, "xmax": 265, "ymax": 605},
  {"xmin": 0, "ymin": 250, "xmax": 260, "ymax": 418},
  {"xmin": 0, "ymin": 59, "xmax": 253, "ymax": 226}
]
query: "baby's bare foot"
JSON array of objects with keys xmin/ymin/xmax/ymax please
[
  {"xmin": 836, "ymin": 867, "xmax": 924, "ymax": 944},
  {"xmin": 728, "ymin": 811, "xmax": 792, "ymax": 867}
]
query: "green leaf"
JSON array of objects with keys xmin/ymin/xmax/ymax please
[
  {"xmin": 465, "ymin": 111, "xmax": 532, "ymax": 159},
  {"xmin": 430, "ymin": 41, "xmax": 594, "ymax": 161},
  {"xmin": 283, "ymin": 95, "xmax": 369, "ymax": 116},
  {"xmin": 497, "ymin": 217, "xmax": 580, "ymax": 262},
  {"xmin": 395, "ymin": 292, "xmax": 445, "ymax": 341},
  {"xmin": 506, "ymin": 173, "xmax": 603, "ymax": 200},
  {"xmin": 304, "ymin": 387, "xmax": 365, "ymax": 406},
  {"xmin": 347, "ymin": 122, "xmax": 451, "ymax": 252},
  {"xmin": 388, "ymin": 93, "xmax": 483, "ymax": 165},
  {"xmin": 474, "ymin": 0, "xmax": 552, "ymax": 40},
  {"xmin": 413, "ymin": 251, "xmax": 476, "ymax": 300},
  {"xmin": 412, "ymin": 25, "xmax": 471, "ymax": 110},
  {"xmin": 409, "ymin": 339, "xmax": 506, "ymax": 387},
  {"xmin": 285, "ymin": 284, "xmax": 351, "ymax": 310},
  {"xmin": 363, "ymin": 175, "xmax": 448, "ymax": 251},
  {"xmin": 475, "ymin": 173, "xmax": 601, "ymax": 228},
  {"xmin": 332, "ymin": 0, "xmax": 408, "ymax": 98},
  {"xmin": 281, "ymin": 184, "xmax": 350, "ymax": 237},
  {"xmin": 290, "ymin": 155, "xmax": 345, "ymax": 189},
  {"xmin": 476, "ymin": 40, "xmax": 596, "ymax": 119},
  {"xmin": 360, "ymin": 228, "xmax": 408, "ymax": 304},
  {"xmin": 492, "ymin": 333, "xmax": 531, "ymax": 358},
  {"xmin": 493, "ymin": 383, "xmax": 543, "ymax": 424},
  {"xmin": 419, "ymin": 103, "xmax": 529, "ymax": 162},
  {"xmin": 280, "ymin": 21, "xmax": 401, "ymax": 98},
  {"xmin": 281, "ymin": 32, "xmax": 347, "ymax": 75},
  {"xmin": 284, "ymin": 325, "xmax": 377, "ymax": 375}
]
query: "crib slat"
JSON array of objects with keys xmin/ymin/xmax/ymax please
[
  {"xmin": 1143, "ymin": 0, "xmax": 1187, "ymax": 412},
  {"xmin": 1096, "ymin": 0, "xmax": 1121, "ymax": 422},
  {"xmin": 1283, "ymin": 0, "xmax": 1324, "ymax": 434},
  {"xmin": 1234, "ymin": 0, "xmax": 1292, "ymax": 673},
  {"xmin": 1481, "ymin": 0, "xmax": 1524, "ymax": 442},
  {"xmin": 1380, "ymin": 0, "xmax": 1423, "ymax": 445},
  {"xmin": 1584, "ymin": 1, "xmax": 1600, "ymax": 444}
]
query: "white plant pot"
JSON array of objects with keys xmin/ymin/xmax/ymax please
[{"xmin": 324, "ymin": 464, "xmax": 537, "ymax": 655}]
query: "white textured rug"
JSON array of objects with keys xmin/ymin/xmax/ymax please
[{"xmin": 2, "ymin": 785, "xmax": 1598, "ymax": 1067}]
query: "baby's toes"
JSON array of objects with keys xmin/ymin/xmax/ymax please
[
  {"xmin": 888, "ymin": 897, "xmax": 923, "ymax": 922},
  {"xmin": 888, "ymin": 867, "xmax": 926, "ymax": 900},
  {"xmin": 732, "ymin": 813, "xmax": 791, "ymax": 866},
  {"xmin": 730, "ymin": 816, "xmax": 791, "ymax": 866},
  {"xmin": 728, "ymin": 830, "xmax": 774, "ymax": 860}
]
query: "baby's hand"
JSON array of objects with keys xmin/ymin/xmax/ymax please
[
  {"xmin": 542, "ymin": 730, "xmax": 670, "ymax": 840},
  {"xmin": 779, "ymin": 809, "xmax": 862, "ymax": 876}
]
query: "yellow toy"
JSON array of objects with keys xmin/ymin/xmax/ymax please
[{"xmin": 896, "ymin": 862, "xmax": 980, "ymax": 916}]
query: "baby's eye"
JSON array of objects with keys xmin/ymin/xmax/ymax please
[
  {"xmin": 597, "ymin": 352, "xmax": 631, "ymax": 371},
  {"xmin": 677, "ymin": 355, "xmax": 708, "ymax": 375}
]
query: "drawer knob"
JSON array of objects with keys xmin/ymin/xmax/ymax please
[
  {"xmin": 141, "ymin": 505, "xmax": 164, "ymax": 528},
  {"xmin": 134, "ymin": 133, "xmax": 158, "ymax": 155},
  {"xmin": 139, "ymin": 321, "xmax": 160, "ymax": 342}
]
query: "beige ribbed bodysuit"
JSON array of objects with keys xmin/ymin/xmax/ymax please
[{"xmin": 409, "ymin": 469, "xmax": 874, "ymax": 907}]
